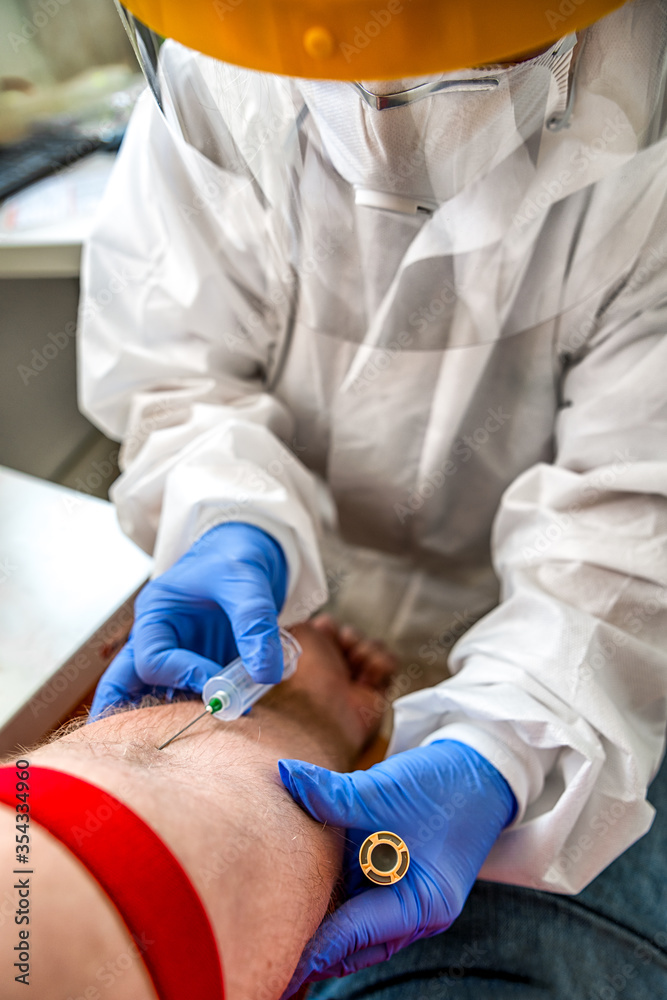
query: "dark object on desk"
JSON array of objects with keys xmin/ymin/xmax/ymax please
[{"xmin": 0, "ymin": 124, "xmax": 124, "ymax": 201}]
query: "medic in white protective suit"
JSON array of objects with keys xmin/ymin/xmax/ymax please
[{"xmin": 81, "ymin": 0, "xmax": 667, "ymax": 986}]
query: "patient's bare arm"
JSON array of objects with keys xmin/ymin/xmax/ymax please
[{"xmin": 0, "ymin": 619, "xmax": 396, "ymax": 1000}]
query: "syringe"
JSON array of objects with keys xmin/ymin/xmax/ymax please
[{"xmin": 156, "ymin": 628, "xmax": 301, "ymax": 750}]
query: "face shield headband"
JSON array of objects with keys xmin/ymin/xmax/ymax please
[
  {"xmin": 351, "ymin": 32, "xmax": 578, "ymax": 132},
  {"xmin": 116, "ymin": 0, "xmax": 581, "ymax": 151},
  {"xmin": 115, "ymin": 0, "xmax": 627, "ymax": 80}
]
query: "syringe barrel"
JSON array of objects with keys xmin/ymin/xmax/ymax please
[{"xmin": 201, "ymin": 628, "xmax": 302, "ymax": 721}]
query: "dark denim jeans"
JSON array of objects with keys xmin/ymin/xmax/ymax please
[{"xmin": 309, "ymin": 753, "xmax": 667, "ymax": 1000}]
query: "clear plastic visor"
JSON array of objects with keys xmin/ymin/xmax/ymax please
[{"xmin": 116, "ymin": 1, "xmax": 667, "ymax": 353}]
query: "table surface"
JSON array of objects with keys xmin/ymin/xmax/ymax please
[
  {"xmin": 0, "ymin": 465, "xmax": 152, "ymax": 734},
  {"xmin": 0, "ymin": 151, "xmax": 117, "ymax": 278}
]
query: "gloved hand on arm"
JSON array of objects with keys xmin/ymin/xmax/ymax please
[
  {"xmin": 90, "ymin": 521, "xmax": 288, "ymax": 719},
  {"xmin": 278, "ymin": 739, "xmax": 517, "ymax": 995}
]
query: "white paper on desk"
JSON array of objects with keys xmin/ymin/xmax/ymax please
[{"xmin": 0, "ymin": 151, "xmax": 114, "ymax": 233}]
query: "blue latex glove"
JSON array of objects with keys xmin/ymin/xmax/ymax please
[
  {"xmin": 278, "ymin": 739, "xmax": 516, "ymax": 994},
  {"xmin": 90, "ymin": 521, "xmax": 288, "ymax": 719}
]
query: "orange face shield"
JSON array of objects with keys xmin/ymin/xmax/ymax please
[{"xmin": 117, "ymin": 0, "xmax": 627, "ymax": 79}]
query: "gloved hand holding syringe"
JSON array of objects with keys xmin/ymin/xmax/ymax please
[
  {"xmin": 89, "ymin": 521, "xmax": 290, "ymax": 722},
  {"xmin": 156, "ymin": 628, "xmax": 302, "ymax": 749}
]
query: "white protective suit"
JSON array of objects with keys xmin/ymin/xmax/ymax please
[{"xmin": 79, "ymin": 0, "xmax": 667, "ymax": 893}]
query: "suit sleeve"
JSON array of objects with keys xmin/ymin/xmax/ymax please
[
  {"xmin": 389, "ymin": 241, "xmax": 667, "ymax": 893},
  {"xmin": 78, "ymin": 89, "xmax": 329, "ymax": 623}
]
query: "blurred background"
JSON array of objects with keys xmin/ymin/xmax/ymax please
[
  {"xmin": 0, "ymin": 0, "xmax": 143, "ymax": 496},
  {"xmin": 0, "ymin": 2, "xmax": 152, "ymax": 756}
]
